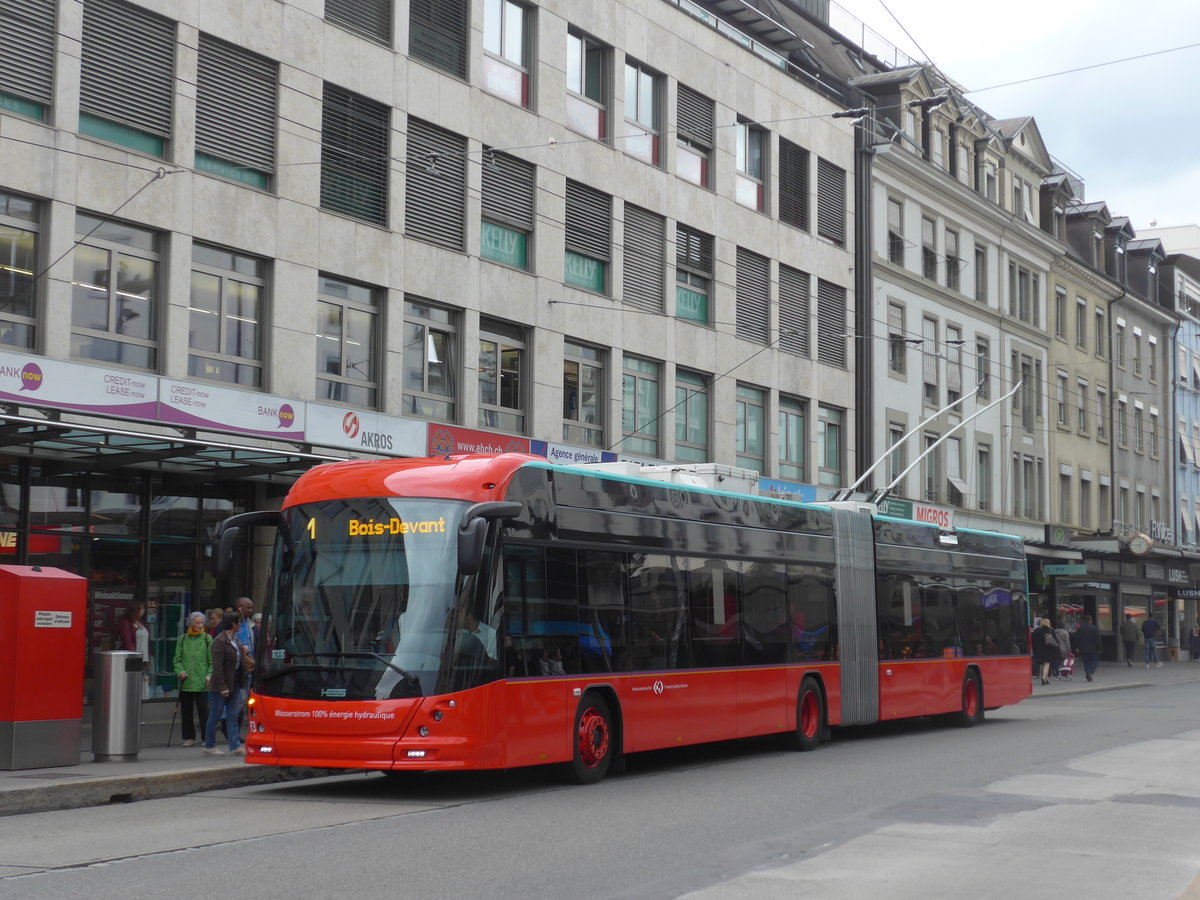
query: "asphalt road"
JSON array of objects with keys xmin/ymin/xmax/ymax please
[{"xmin": 2, "ymin": 684, "xmax": 1200, "ymax": 900}]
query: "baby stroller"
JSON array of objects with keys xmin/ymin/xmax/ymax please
[{"xmin": 1056, "ymin": 654, "xmax": 1076, "ymax": 680}]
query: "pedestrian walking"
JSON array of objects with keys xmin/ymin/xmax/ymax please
[
  {"xmin": 1075, "ymin": 615, "xmax": 1102, "ymax": 682},
  {"xmin": 1033, "ymin": 618, "xmax": 1059, "ymax": 685},
  {"xmin": 1120, "ymin": 613, "xmax": 1139, "ymax": 667},
  {"xmin": 1142, "ymin": 616, "xmax": 1162, "ymax": 667},
  {"xmin": 172, "ymin": 611, "xmax": 212, "ymax": 746},
  {"xmin": 1188, "ymin": 619, "xmax": 1200, "ymax": 662}
]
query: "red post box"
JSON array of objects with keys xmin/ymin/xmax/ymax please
[{"xmin": 0, "ymin": 565, "xmax": 88, "ymax": 769}]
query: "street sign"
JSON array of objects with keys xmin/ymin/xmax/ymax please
[{"xmin": 1044, "ymin": 564, "xmax": 1087, "ymax": 576}]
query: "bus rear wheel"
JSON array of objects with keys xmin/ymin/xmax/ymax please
[
  {"xmin": 954, "ymin": 670, "xmax": 984, "ymax": 727},
  {"xmin": 569, "ymin": 694, "xmax": 614, "ymax": 784},
  {"xmin": 786, "ymin": 676, "xmax": 825, "ymax": 752}
]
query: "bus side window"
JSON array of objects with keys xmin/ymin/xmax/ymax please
[
  {"xmin": 787, "ymin": 565, "xmax": 833, "ymax": 661},
  {"xmin": 741, "ymin": 561, "xmax": 787, "ymax": 664},
  {"xmin": 689, "ymin": 559, "xmax": 740, "ymax": 668},
  {"xmin": 502, "ymin": 545, "xmax": 546, "ymax": 677},
  {"xmin": 546, "ymin": 548, "xmax": 581, "ymax": 675},
  {"xmin": 577, "ymin": 550, "xmax": 627, "ymax": 673}
]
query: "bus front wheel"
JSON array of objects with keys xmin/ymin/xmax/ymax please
[
  {"xmin": 787, "ymin": 676, "xmax": 825, "ymax": 752},
  {"xmin": 569, "ymin": 693, "xmax": 614, "ymax": 784}
]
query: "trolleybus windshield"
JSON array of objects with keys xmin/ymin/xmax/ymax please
[{"xmin": 257, "ymin": 497, "xmax": 495, "ymax": 701}]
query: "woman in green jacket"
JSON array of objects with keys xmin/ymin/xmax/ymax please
[{"xmin": 173, "ymin": 611, "xmax": 213, "ymax": 747}]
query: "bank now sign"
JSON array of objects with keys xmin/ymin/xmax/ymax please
[{"xmin": 876, "ymin": 498, "xmax": 955, "ymax": 530}]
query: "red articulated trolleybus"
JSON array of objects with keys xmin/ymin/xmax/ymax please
[{"xmin": 214, "ymin": 453, "xmax": 1031, "ymax": 783}]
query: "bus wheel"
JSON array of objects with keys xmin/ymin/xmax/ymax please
[
  {"xmin": 570, "ymin": 694, "xmax": 614, "ymax": 784},
  {"xmin": 787, "ymin": 676, "xmax": 825, "ymax": 752},
  {"xmin": 954, "ymin": 670, "xmax": 984, "ymax": 727}
]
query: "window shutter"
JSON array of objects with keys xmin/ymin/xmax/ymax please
[
  {"xmin": 676, "ymin": 225, "xmax": 712, "ymax": 274},
  {"xmin": 622, "ymin": 205, "xmax": 665, "ymax": 313},
  {"xmin": 565, "ymin": 180, "xmax": 611, "ymax": 261},
  {"xmin": 481, "ymin": 151, "xmax": 534, "ymax": 232},
  {"xmin": 816, "ymin": 279, "xmax": 846, "ymax": 367},
  {"xmin": 778, "ymin": 138, "xmax": 809, "ymax": 231},
  {"xmin": 409, "ymin": 0, "xmax": 467, "ymax": 78},
  {"xmin": 326, "ymin": 0, "xmax": 392, "ymax": 45},
  {"xmin": 816, "ymin": 158, "xmax": 846, "ymax": 243},
  {"xmin": 321, "ymin": 83, "xmax": 390, "ymax": 227},
  {"xmin": 405, "ymin": 118, "xmax": 466, "ymax": 248},
  {"xmin": 196, "ymin": 34, "xmax": 277, "ymax": 175},
  {"xmin": 676, "ymin": 85, "xmax": 713, "ymax": 148},
  {"xmin": 0, "ymin": 0, "xmax": 55, "ymax": 106},
  {"xmin": 80, "ymin": 0, "xmax": 175, "ymax": 138},
  {"xmin": 736, "ymin": 248, "xmax": 770, "ymax": 344},
  {"xmin": 778, "ymin": 263, "xmax": 810, "ymax": 357}
]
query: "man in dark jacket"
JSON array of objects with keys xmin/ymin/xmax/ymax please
[
  {"xmin": 203, "ymin": 612, "xmax": 244, "ymax": 757},
  {"xmin": 1075, "ymin": 615, "xmax": 1103, "ymax": 682},
  {"xmin": 1142, "ymin": 616, "xmax": 1162, "ymax": 668}
]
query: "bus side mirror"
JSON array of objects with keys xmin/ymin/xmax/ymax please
[
  {"xmin": 457, "ymin": 501, "xmax": 523, "ymax": 576},
  {"xmin": 214, "ymin": 526, "xmax": 241, "ymax": 579},
  {"xmin": 211, "ymin": 510, "xmax": 283, "ymax": 579}
]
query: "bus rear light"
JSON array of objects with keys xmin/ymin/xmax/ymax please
[
  {"xmin": 407, "ymin": 750, "xmax": 427, "ymax": 758},
  {"xmin": 259, "ymin": 745, "xmax": 273, "ymax": 754},
  {"xmin": 418, "ymin": 725, "xmax": 429, "ymax": 737}
]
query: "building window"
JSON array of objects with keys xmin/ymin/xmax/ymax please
[
  {"xmin": 482, "ymin": 0, "xmax": 531, "ymax": 107},
  {"xmin": 816, "ymin": 158, "xmax": 846, "ymax": 245},
  {"xmin": 735, "ymin": 247, "xmax": 769, "ymax": 344},
  {"xmin": 1134, "ymin": 406, "xmax": 1144, "ymax": 453},
  {"xmin": 779, "ymin": 138, "xmax": 810, "ymax": 231},
  {"xmin": 817, "ymin": 405, "xmax": 844, "ymax": 487},
  {"xmin": 976, "ymin": 444, "xmax": 991, "ymax": 512},
  {"xmin": 1075, "ymin": 297, "xmax": 1087, "ymax": 348},
  {"xmin": 778, "ymin": 264, "xmax": 810, "ymax": 357},
  {"xmin": 621, "ymin": 355, "xmax": 660, "ymax": 457},
  {"xmin": 676, "ymin": 84, "xmax": 713, "ymax": 188},
  {"xmin": 1056, "ymin": 371, "xmax": 1069, "ymax": 427},
  {"xmin": 945, "ymin": 229, "xmax": 960, "ymax": 291},
  {"xmin": 1095, "ymin": 308, "xmax": 1106, "ymax": 357},
  {"xmin": 735, "ymin": 119, "xmax": 766, "ymax": 212},
  {"xmin": 921, "ymin": 216, "xmax": 937, "ymax": 280},
  {"xmin": 409, "ymin": 0, "xmax": 467, "ymax": 78},
  {"xmin": 0, "ymin": 0, "xmax": 55, "ymax": 120},
  {"xmin": 974, "ymin": 244, "xmax": 987, "ymax": 303},
  {"xmin": 321, "ymin": 83, "xmax": 389, "ymax": 226},
  {"xmin": 887, "ymin": 198, "xmax": 904, "ymax": 265},
  {"xmin": 79, "ymin": 0, "xmax": 174, "ymax": 156},
  {"xmin": 1059, "ymin": 474, "xmax": 1071, "ymax": 524},
  {"xmin": 921, "ymin": 433, "xmax": 940, "ymax": 502},
  {"xmin": 887, "ymin": 302, "xmax": 906, "ymax": 374},
  {"xmin": 188, "ymin": 244, "xmax": 265, "ymax": 387},
  {"xmin": 1148, "ymin": 338, "xmax": 1158, "ymax": 382},
  {"xmin": 566, "ymin": 30, "xmax": 608, "ymax": 140},
  {"xmin": 674, "ymin": 369, "xmax": 709, "ymax": 463},
  {"xmin": 564, "ymin": 180, "xmax": 611, "ymax": 293},
  {"xmin": 406, "ymin": 117, "xmax": 467, "ymax": 249},
  {"xmin": 816, "ymin": 280, "xmax": 847, "ymax": 368},
  {"xmin": 735, "ymin": 384, "xmax": 766, "ymax": 472},
  {"xmin": 779, "ymin": 396, "xmax": 806, "ymax": 482},
  {"xmin": 0, "ymin": 191, "xmax": 39, "ymax": 348},
  {"xmin": 563, "ymin": 341, "xmax": 604, "ymax": 448},
  {"xmin": 623, "ymin": 205, "xmax": 665, "ymax": 312},
  {"xmin": 946, "ymin": 436, "xmax": 967, "ymax": 506},
  {"xmin": 327, "ymin": 0, "xmax": 391, "ymax": 45},
  {"xmin": 478, "ymin": 318, "xmax": 526, "ymax": 433},
  {"xmin": 481, "ymin": 149, "xmax": 534, "ymax": 269},
  {"xmin": 1133, "ymin": 333, "xmax": 1142, "ymax": 376},
  {"xmin": 1117, "ymin": 397, "xmax": 1128, "ymax": 447},
  {"xmin": 403, "ymin": 298, "xmax": 457, "ymax": 422},
  {"xmin": 1115, "ymin": 322, "xmax": 1126, "ymax": 367},
  {"xmin": 196, "ymin": 35, "xmax": 278, "ymax": 189},
  {"xmin": 1077, "ymin": 379, "xmax": 1089, "ymax": 433},
  {"xmin": 1079, "ymin": 478, "xmax": 1091, "ymax": 529},
  {"xmin": 922, "ymin": 316, "xmax": 938, "ymax": 406},
  {"xmin": 1096, "ymin": 387, "xmax": 1108, "ymax": 440},
  {"xmin": 316, "ymin": 275, "xmax": 378, "ymax": 407},
  {"xmin": 1149, "ymin": 410, "xmax": 1159, "ymax": 458},
  {"xmin": 1054, "ymin": 287, "xmax": 1067, "ymax": 339},
  {"xmin": 675, "ymin": 224, "xmax": 712, "ymax": 324},
  {"xmin": 945, "ymin": 324, "xmax": 962, "ymax": 406},
  {"xmin": 623, "ymin": 59, "xmax": 661, "ymax": 165},
  {"xmin": 975, "ymin": 336, "xmax": 991, "ymax": 401},
  {"xmin": 71, "ymin": 214, "xmax": 159, "ymax": 369},
  {"xmin": 886, "ymin": 421, "xmax": 906, "ymax": 491}
]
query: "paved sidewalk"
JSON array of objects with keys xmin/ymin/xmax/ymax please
[
  {"xmin": 4, "ymin": 660, "xmax": 1200, "ymax": 817},
  {"xmin": 0, "ymin": 702, "xmax": 343, "ymax": 817}
]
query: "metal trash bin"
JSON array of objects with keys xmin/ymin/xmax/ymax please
[{"xmin": 92, "ymin": 651, "xmax": 142, "ymax": 761}]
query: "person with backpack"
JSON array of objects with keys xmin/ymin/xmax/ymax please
[{"xmin": 173, "ymin": 611, "xmax": 213, "ymax": 747}]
